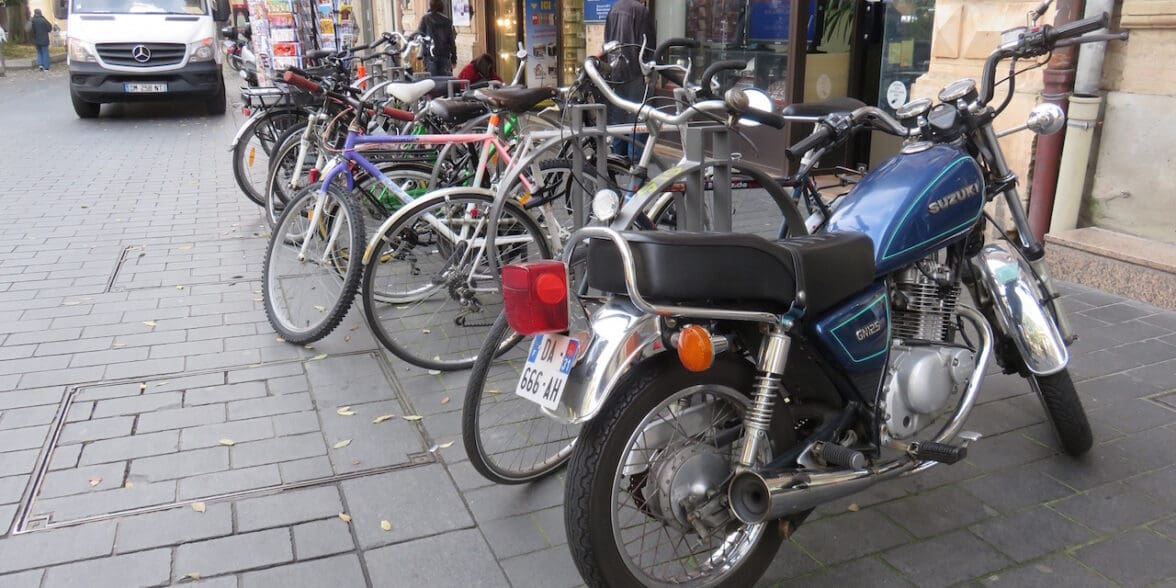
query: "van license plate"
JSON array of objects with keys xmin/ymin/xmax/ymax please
[
  {"xmin": 515, "ymin": 334, "xmax": 579, "ymax": 411},
  {"xmin": 124, "ymin": 83, "xmax": 167, "ymax": 93}
]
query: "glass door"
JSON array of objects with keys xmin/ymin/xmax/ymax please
[{"xmin": 491, "ymin": 0, "xmax": 521, "ymax": 82}]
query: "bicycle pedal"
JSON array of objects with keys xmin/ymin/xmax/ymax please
[{"xmin": 911, "ymin": 441, "xmax": 967, "ymax": 464}]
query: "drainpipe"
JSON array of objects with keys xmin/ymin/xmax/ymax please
[
  {"xmin": 1050, "ymin": 0, "xmax": 1114, "ymax": 232},
  {"xmin": 1027, "ymin": 0, "xmax": 1085, "ymax": 241}
]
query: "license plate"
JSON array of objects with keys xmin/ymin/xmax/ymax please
[
  {"xmin": 124, "ymin": 83, "xmax": 168, "ymax": 93},
  {"xmin": 515, "ymin": 334, "xmax": 579, "ymax": 411}
]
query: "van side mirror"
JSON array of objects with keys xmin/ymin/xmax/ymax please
[
  {"xmin": 212, "ymin": 0, "xmax": 230, "ymax": 22},
  {"xmin": 54, "ymin": 0, "xmax": 69, "ymax": 20}
]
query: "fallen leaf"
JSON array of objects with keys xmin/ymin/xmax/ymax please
[
  {"xmin": 313, "ymin": 305, "xmax": 327, "ymax": 312},
  {"xmin": 156, "ymin": 381, "xmax": 169, "ymax": 387},
  {"xmin": 253, "ymin": 297, "xmax": 263, "ymax": 302},
  {"xmin": 336, "ymin": 407, "xmax": 355, "ymax": 416},
  {"xmin": 303, "ymin": 344, "xmax": 315, "ymax": 349},
  {"xmin": 179, "ymin": 572, "xmax": 202, "ymax": 583},
  {"xmin": 89, "ymin": 477, "xmax": 102, "ymax": 487},
  {"xmin": 351, "ymin": 459, "xmax": 362, "ymax": 465},
  {"xmin": 402, "ymin": 415, "xmax": 422, "ymax": 421},
  {"xmin": 139, "ymin": 383, "xmax": 147, "ymax": 392},
  {"xmin": 338, "ymin": 513, "xmax": 352, "ymax": 523},
  {"xmin": 176, "ymin": 285, "xmax": 185, "ymax": 290},
  {"xmin": 112, "ymin": 343, "xmax": 126, "ymax": 348},
  {"xmin": 191, "ymin": 502, "xmax": 206, "ymax": 513},
  {"xmin": 440, "ymin": 396, "xmax": 450, "ymax": 405},
  {"xmin": 350, "ymin": 324, "xmax": 361, "ymax": 331},
  {"xmin": 381, "ymin": 520, "xmax": 392, "ymax": 532},
  {"xmin": 343, "ymin": 335, "xmax": 351, "ymax": 343},
  {"xmin": 372, "ymin": 415, "xmax": 396, "ymax": 424},
  {"xmin": 421, "ymin": 328, "xmax": 431, "ymax": 334},
  {"xmin": 62, "ymin": 300, "xmax": 80, "ymax": 306},
  {"xmin": 143, "ymin": 321, "xmax": 157, "ymax": 327},
  {"xmin": 178, "ymin": 244, "xmax": 194, "ymax": 251},
  {"xmin": 310, "ymin": 354, "xmax": 328, "ymax": 361},
  {"xmin": 427, "ymin": 369, "xmax": 441, "ymax": 375},
  {"xmin": 275, "ymin": 337, "xmax": 285, "ymax": 343},
  {"xmin": 847, "ymin": 503, "xmax": 860, "ymax": 512},
  {"xmin": 487, "ymin": 389, "xmax": 501, "ymax": 395},
  {"xmin": 124, "ymin": 481, "xmax": 134, "ymax": 489},
  {"xmin": 333, "ymin": 439, "xmax": 352, "ymax": 449},
  {"xmin": 438, "ymin": 441, "xmax": 454, "ymax": 449},
  {"xmin": 218, "ymin": 439, "xmax": 235, "ymax": 446}
]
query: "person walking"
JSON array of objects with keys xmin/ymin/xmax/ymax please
[
  {"xmin": 417, "ymin": 0, "xmax": 457, "ymax": 76},
  {"xmin": 30, "ymin": 9, "xmax": 54, "ymax": 71},
  {"xmin": 604, "ymin": 0, "xmax": 656, "ymax": 160}
]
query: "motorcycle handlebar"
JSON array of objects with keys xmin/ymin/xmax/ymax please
[
  {"xmin": 1045, "ymin": 12, "xmax": 1108, "ymax": 44},
  {"xmin": 786, "ymin": 123, "xmax": 834, "ymax": 159}
]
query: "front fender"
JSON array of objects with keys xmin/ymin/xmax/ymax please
[
  {"xmin": 544, "ymin": 298, "xmax": 663, "ymax": 424},
  {"xmin": 972, "ymin": 243, "xmax": 1068, "ymax": 375}
]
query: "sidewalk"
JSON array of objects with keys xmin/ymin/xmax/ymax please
[{"xmin": 0, "ymin": 71, "xmax": 1174, "ymax": 587}]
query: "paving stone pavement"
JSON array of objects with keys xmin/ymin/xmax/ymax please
[{"xmin": 2, "ymin": 68, "xmax": 1176, "ymax": 587}]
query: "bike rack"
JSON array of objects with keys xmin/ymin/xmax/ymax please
[
  {"xmin": 680, "ymin": 122, "xmax": 737, "ymax": 232},
  {"xmin": 567, "ymin": 102, "xmax": 610, "ymax": 232}
]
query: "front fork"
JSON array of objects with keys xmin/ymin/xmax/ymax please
[
  {"xmin": 976, "ymin": 123, "xmax": 1076, "ymax": 343},
  {"xmin": 737, "ymin": 328, "xmax": 793, "ymax": 468}
]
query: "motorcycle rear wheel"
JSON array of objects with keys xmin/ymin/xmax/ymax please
[
  {"xmin": 565, "ymin": 356, "xmax": 785, "ymax": 587},
  {"xmin": 1029, "ymin": 368, "xmax": 1093, "ymax": 456}
]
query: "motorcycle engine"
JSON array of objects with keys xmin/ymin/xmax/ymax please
[{"xmin": 884, "ymin": 261, "xmax": 976, "ymax": 439}]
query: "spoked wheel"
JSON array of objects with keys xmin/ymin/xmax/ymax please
[
  {"xmin": 461, "ymin": 312, "xmax": 580, "ymax": 484},
  {"xmin": 565, "ymin": 357, "xmax": 788, "ymax": 587},
  {"xmin": 262, "ymin": 183, "xmax": 364, "ymax": 343},
  {"xmin": 1029, "ymin": 368, "xmax": 1093, "ymax": 456},
  {"xmin": 233, "ymin": 109, "xmax": 307, "ymax": 207},
  {"xmin": 361, "ymin": 191, "xmax": 550, "ymax": 371}
]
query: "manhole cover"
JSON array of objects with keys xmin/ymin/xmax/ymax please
[
  {"xmin": 109, "ymin": 238, "xmax": 266, "ymax": 291},
  {"xmin": 14, "ymin": 352, "xmax": 433, "ymax": 532}
]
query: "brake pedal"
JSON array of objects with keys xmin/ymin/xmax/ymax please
[{"xmin": 911, "ymin": 441, "xmax": 968, "ymax": 464}]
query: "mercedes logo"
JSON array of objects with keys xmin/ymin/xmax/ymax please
[{"xmin": 131, "ymin": 45, "xmax": 151, "ymax": 63}]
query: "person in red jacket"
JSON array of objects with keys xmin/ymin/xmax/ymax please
[{"xmin": 457, "ymin": 53, "xmax": 503, "ymax": 85}]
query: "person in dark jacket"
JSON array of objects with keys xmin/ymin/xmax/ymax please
[
  {"xmin": 30, "ymin": 9, "xmax": 54, "ymax": 71},
  {"xmin": 417, "ymin": 0, "xmax": 458, "ymax": 76},
  {"xmin": 604, "ymin": 0, "xmax": 656, "ymax": 159}
]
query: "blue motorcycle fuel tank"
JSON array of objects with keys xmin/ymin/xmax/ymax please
[{"xmin": 825, "ymin": 144, "xmax": 985, "ymax": 277}]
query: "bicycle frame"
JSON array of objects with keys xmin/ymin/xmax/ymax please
[{"xmin": 295, "ymin": 115, "xmax": 532, "ymax": 263}]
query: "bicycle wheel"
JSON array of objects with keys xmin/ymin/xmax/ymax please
[
  {"xmin": 263, "ymin": 123, "xmax": 314, "ymax": 227},
  {"xmin": 233, "ymin": 109, "xmax": 307, "ymax": 207},
  {"xmin": 462, "ymin": 311, "xmax": 580, "ymax": 483},
  {"xmin": 262, "ymin": 183, "xmax": 364, "ymax": 343},
  {"xmin": 361, "ymin": 191, "xmax": 550, "ymax": 371}
]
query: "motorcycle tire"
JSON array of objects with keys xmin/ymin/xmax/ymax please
[
  {"xmin": 565, "ymin": 355, "xmax": 786, "ymax": 587},
  {"xmin": 1029, "ymin": 368, "xmax": 1093, "ymax": 456}
]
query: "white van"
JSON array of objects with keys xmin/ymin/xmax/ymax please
[{"xmin": 61, "ymin": 0, "xmax": 229, "ymax": 118}]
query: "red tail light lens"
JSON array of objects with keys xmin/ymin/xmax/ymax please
[
  {"xmin": 308, "ymin": 168, "xmax": 320, "ymax": 184},
  {"xmin": 502, "ymin": 261, "xmax": 569, "ymax": 335}
]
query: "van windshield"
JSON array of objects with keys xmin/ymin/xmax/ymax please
[{"xmin": 71, "ymin": 0, "xmax": 206, "ymax": 15}]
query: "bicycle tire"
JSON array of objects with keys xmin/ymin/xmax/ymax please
[
  {"xmin": 263, "ymin": 122, "xmax": 313, "ymax": 227},
  {"xmin": 262, "ymin": 183, "xmax": 364, "ymax": 343},
  {"xmin": 233, "ymin": 108, "xmax": 307, "ymax": 207},
  {"xmin": 361, "ymin": 190, "xmax": 551, "ymax": 371}
]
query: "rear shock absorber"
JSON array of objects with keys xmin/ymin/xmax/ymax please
[{"xmin": 738, "ymin": 329, "xmax": 791, "ymax": 468}]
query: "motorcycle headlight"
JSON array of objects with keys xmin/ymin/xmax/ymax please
[
  {"xmin": 69, "ymin": 38, "xmax": 97, "ymax": 63},
  {"xmin": 189, "ymin": 38, "xmax": 215, "ymax": 62}
]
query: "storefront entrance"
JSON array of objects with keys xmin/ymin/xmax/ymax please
[{"xmin": 486, "ymin": 0, "xmax": 587, "ymax": 87}]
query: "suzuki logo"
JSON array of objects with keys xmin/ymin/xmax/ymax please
[
  {"xmin": 131, "ymin": 45, "xmax": 152, "ymax": 63},
  {"xmin": 928, "ymin": 182, "xmax": 980, "ymax": 214}
]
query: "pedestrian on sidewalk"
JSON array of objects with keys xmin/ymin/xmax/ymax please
[
  {"xmin": 30, "ymin": 9, "xmax": 54, "ymax": 71},
  {"xmin": 417, "ymin": 0, "xmax": 457, "ymax": 77},
  {"xmin": 604, "ymin": 0, "xmax": 656, "ymax": 160}
]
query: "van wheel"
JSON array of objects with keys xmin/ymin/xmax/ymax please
[
  {"xmin": 206, "ymin": 81, "xmax": 227, "ymax": 116},
  {"xmin": 71, "ymin": 90, "xmax": 100, "ymax": 119}
]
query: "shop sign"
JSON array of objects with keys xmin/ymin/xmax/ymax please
[{"xmin": 584, "ymin": 0, "xmax": 617, "ymax": 23}]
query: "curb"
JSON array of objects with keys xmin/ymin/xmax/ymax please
[{"xmin": 1, "ymin": 53, "xmax": 67, "ymax": 72}]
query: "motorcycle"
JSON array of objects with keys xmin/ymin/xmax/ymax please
[
  {"xmin": 221, "ymin": 23, "xmax": 258, "ymax": 87},
  {"xmin": 494, "ymin": 4, "xmax": 1126, "ymax": 586}
]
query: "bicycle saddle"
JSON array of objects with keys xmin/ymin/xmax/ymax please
[
  {"xmin": 474, "ymin": 87, "xmax": 558, "ymax": 114},
  {"xmin": 427, "ymin": 97, "xmax": 489, "ymax": 124},
  {"xmin": 384, "ymin": 79, "xmax": 435, "ymax": 104},
  {"xmin": 585, "ymin": 231, "xmax": 875, "ymax": 316},
  {"xmin": 782, "ymin": 97, "xmax": 867, "ymax": 118}
]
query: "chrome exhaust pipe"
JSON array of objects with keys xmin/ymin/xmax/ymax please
[{"xmin": 729, "ymin": 307, "xmax": 993, "ymax": 524}]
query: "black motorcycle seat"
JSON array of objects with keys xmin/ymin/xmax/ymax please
[
  {"xmin": 781, "ymin": 97, "xmax": 867, "ymax": 118},
  {"xmin": 585, "ymin": 231, "xmax": 875, "ymax": 316},
  {"xmin": 426, "ymin": 98, "xmax": 488, "ymax": 124},
  {"xmin": 474, "ymin": 86, "xmax": 558, "ymax": 113}
]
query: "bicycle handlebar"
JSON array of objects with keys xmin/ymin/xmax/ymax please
[
  {"xmin": 283, "ymin": 71, "xmax": 321, "ymax": 94},
  {"xmin": 583, "ymin": 57, "xmax": 727, "ymax": 126},
  {"xmin": 699, "ymin": 60, "xmax": 747, "ymax": 98}
]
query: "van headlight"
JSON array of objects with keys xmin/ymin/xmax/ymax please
[
  {"xmin": 189, "ymin": 38, "xmax": 215, "ymax": 62},
  {"xmin": 69, "ymin": 38, "xmax": 97, "ymax": 63}
]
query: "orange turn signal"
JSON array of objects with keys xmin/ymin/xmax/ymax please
[{"xmin": 677, "ymin": 325, "xmax": 714, "ymax": 372}]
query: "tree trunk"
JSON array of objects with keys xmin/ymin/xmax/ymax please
[{"xmin": 2, "ymin": 3, "xmax": 31, "ymax": 45}]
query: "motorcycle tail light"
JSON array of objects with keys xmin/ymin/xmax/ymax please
[{"xmin": 502, "ymin": 261, "xmax": 568, "ymax": 335}]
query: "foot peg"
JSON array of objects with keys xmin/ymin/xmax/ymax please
[
  {"xmin": 813, "ymin": 441, "xmax": 866, "ymax": 469},
  {"xmin": 911, "ymin": 441, "xmax": 967, "ymax": 464}
]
